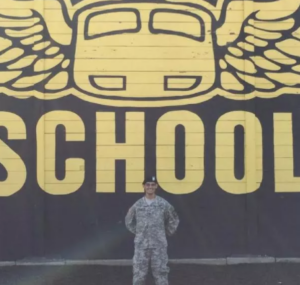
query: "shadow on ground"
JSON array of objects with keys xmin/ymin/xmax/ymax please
[{"xmin": 0, "ymin": 264, "xmax": 300, "ymax": 285}]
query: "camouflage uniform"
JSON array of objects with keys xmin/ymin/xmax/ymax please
[{"xmin": 125, "ymin": 195, "xmax": 179, "ymax": 285}]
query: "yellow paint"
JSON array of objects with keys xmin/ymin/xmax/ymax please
[
  {"xmin": 0, "ymin": 9, "xmax": 33, "ymax": 18},
  {"xmin": 7, "ymin": 55, "xmax": 38, "ymax": 70},
  {"xmin": 237, "ymin": 73, "xmax": 275, "ymax": 90},
  {"xmin": 0, "ymin": 71, "xmax": 22, "ymax": 84},
  {"xmin": 0, "ymin": 0, "xmax": 298, "ymax": 107},
  {"xmin": 225, "ymin": 55, "xmax": 257, "ymax": 74},
  {"xmin": 96, "ymin": 112, "xmax": 144, "ymax": 193},
  {"xmin": 276, "ymin": 39, "xmax": 300, "ymax": 57},
  {"xmin": 216, "ymin": 111, "xmax": 263, "ymax": 194},
  {"xmin": 237, "ymin": 42, "xmax": 255, "ymax": 52},
  {"xmin": 0, "ymin": 112, "xmax": 26, "ymax": 196},
  {"xmin": 264, "ymin": 50, "xmax": 296, "ymax": 65},
  {"xmin": 244, "ymin": 26, "xmax": 282, "ymax": 40},
  {"xmin": 266, "ymin": 72, "xmax": 300, "ymax": 86},
  {"xmin": 21, "ymin": 35, "xmax": 43, "ymax": 45},
  {"xmin": 293, "ymin": 28, "xmax": 300, "ymax": 39},
  {"xmin": 87, "ymin": 11, "xmax": 137, "ymax": 37},
  {"xmin": 0, "ymin": 48, "xmax": 24, "ymax": 64},
  {"xmin": 13, "ymin": 73, "xmax": 51, "ymax": 88},
  {"xmin": 245, "ymin": 36, "xmax": 255, "ymax": 44},
  {"xmin": 221, "ymin": 72, "xmax": 244, "ymax": 91},
  {"xmin": 0, "ymin": 0, "xmax": 299, "ymax": 196},
  {"xmin": 62, "ymin": 60, "xmax": 70, "ymax": 69},
  {"xmin": 0, "ymin": 18, "xmax": 38, "ymax": 28},
  {"xmin": 250, "ymin": 56, "xmax": 280, "ymax": 71},
  {"xmin": 228, "ymin": 47, "xmax": 243, "ymax": 57},
  {"xmin": 5, "ymin": 24, "xmax": 44, "ymax": 38},
  {"xmin": 32, "ymin": 41, "xmax": 51, "ymax": 51},
  {"xmin": 274, "ymin": 113, "xmax": 300, "ymax": 192},
  {"xmin": 45, "ymin": 47, "xmax": 60, "ymax": 56},
  {"xmin": 34, "ymin": 54, "xmax": 64, "ymax": 72},
  {"xmin": 152, "ymin": 11, "xmax": 203, "ymax": 36},
  {"xmin": 0, "ymin": 108, "xmax": 300, "ymax": 195},
  {"xmin": 74, "ymin": 2, "xmax": 215, "ymax": 100},
  {"xmin": 219, "ymin": 59, "xmax": 227, "ymax": 70},
  {"xmin": 0, "ymin": 37, "xmax": 12, "ymax": 52},
  {"xmin": 292, "ymin": 65, "xmax": 300, "ymax": 72},
  {"xmin": 157, "ymin": 111, "xmax": 204, "ymax": 194},
  {"xmin": 37, "ymin": 111, "xmax": 85, "ymax": 195},
  {"xmin": 253, "ymin": 38, "xmax": 268, "ymax": 48},
  {"xmin": 255, "ymin": 19, "xmax": 295, "ymax": 31},
  {"xmin": 45, "ymin": 72, "xmax": 69, "ymax": 91}
]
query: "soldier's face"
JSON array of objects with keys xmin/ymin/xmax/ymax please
[{"xmin": 143, "ymin": 182, "xmax": 158, "ymax": 194}]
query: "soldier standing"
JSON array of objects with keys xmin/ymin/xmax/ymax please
[{"xmin": 125, "ymin": 176, "xmax": 179, "ymax": 285}]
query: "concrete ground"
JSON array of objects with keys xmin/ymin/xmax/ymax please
[{"xmin": 0, "ymin": 263, "xmax": 300, "ymax": 285}]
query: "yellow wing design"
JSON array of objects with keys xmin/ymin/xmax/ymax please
[
  {"xmin": 219, "ymin": 7, "xmax": 300, "ymax": 95},
  {"xmin": 0, "ymin": 1, "xmax": 72, "ymax": 97}
]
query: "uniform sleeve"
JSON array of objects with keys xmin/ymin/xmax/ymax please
[
  {"xmin": 165, "ymin": 204, "xmax": 179, "ymax": 236},
  {"xmin": 125, "ymin": 205, "xmax": 136, "ymax": 234}
]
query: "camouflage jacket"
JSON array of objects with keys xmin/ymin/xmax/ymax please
[{"xmin": 125, "ymin": 195, "xmax": 179, "ymax": 249}]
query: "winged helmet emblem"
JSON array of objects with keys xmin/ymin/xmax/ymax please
[{"xmin": 0, "ymin": 0, "xmax": 299, "ymax": 106}]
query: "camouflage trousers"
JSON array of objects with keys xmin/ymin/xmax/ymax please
[{"xmin": 132, "ymin": 246, "xmax": 169, "ymax": 285}]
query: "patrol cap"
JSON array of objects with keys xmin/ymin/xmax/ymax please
[{"xmin": 142, "ymin": 176, "xmax": 157, "ymax": 185}]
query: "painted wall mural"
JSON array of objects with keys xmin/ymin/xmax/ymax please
[{"xmin": 1, "ymin": 0, "xmax": 300, "ymax": 260}]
